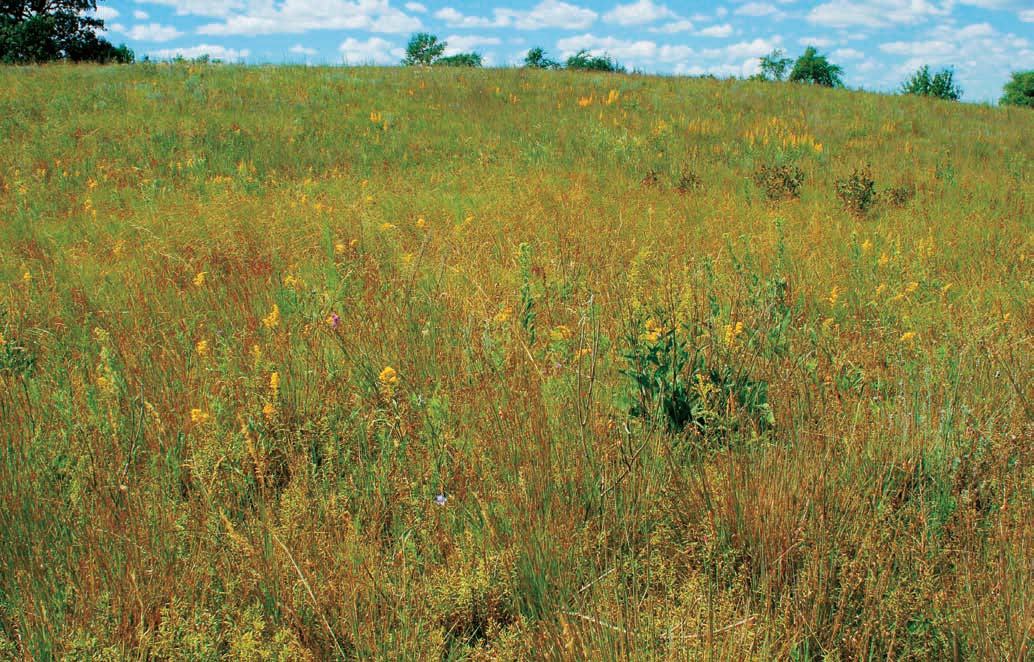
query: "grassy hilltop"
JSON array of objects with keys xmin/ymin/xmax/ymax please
[{"xmin": 0, "ymin": 63, "xmax": 1031, "ymax": 660}]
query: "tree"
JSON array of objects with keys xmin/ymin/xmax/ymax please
[
  {"xmin": 565, "ymin": 49, "xmax": 625, "ymax": 73},
  {"xmin": 0, "ymin": 0, "xmax": 132, "ymax": 63},
  {"xmin": 435, "ymin": 52, "xmax": 482, "ymax": 67},
  {"xmin": 753, "ymin": 48, "xmax": 792, "ymax": 82},
  {"xmin": 789, "ymin": 46, "xmax": 843, "ymax": 88},
  {"xmin": 402, "ymin": 32, "xmax": 445, "ymax": 66},
  {"xmin": 1000, "ymin": 70, "xmax": 1034, "ymax": 108},
  {"xmin": 901, "ymin": 65, "xmax": 962, "ymax": 101},
  {"xmin": 524, "ymin": 46, "xmax": 559, "ymax": 70}
]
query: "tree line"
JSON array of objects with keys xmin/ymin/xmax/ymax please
[
  {"xmin": 2, "ymin": 5, "xmax": 1032, "ymax": 109},
  {"xmin": 402, "ymin": 33, "xmax": 1033, "ymax": 108}
]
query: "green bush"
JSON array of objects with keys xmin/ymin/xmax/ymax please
[
  {"xmin": 565, "ymin": 49, "xmax": 625, "ymax": 73},
  {"xmin": 901, "ymin": 65, "xmax": 962, "ymax": 101},
  {"xmin": 752, "ymin": 163, "xmax": 805, "ymax": 200},
  {"xmin": 1000, "ymin": 70, "xmax": 1034, "ymax": 108},
  {"xmin": 789, "ymin": 46, "xmax": 844, "ymax": 88}
]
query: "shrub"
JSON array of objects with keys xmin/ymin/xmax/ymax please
[
  {"xmin": 622, "ymin": 312, "xmax": 773, "ymax": 438},
  {"xmin": 835, "ymin": 166, "xmax": 878, "ymax": 215},
  {"xmin": 435, "ymin": 52, "xmax": 482, "ymax": 68},
  {"xmin": 789, "ymin": 46, "xmax": 844, "ymax": 88},
  {"xmin": 752, "ymin": 163, "xmax": 805, "ymax": 200},
  {"xmin": 1000, "ymin": 70, "xmax": 1034, "ymax": 108},
  {"xmin": 565, "ymin": 49, "xmax": 625, "ymax": 73},
  {"xmin": 523, "ymin": 46, "xmax": 560, "ymax": 70},
  {"xmin": 901, "ymin": 65, "xmax": 962, "ymax": 101},
  {"xmin": 402, "ymin": 32, "xmax": 445, "ymax": 66},
  {"xmin": 752, "ymin": 49, "xmax": 793, "ymax": 82}
]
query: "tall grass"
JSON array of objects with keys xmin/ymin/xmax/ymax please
[{"xmin": 0, "ymin": 62, "xmax": 1031, "ymax": 660}]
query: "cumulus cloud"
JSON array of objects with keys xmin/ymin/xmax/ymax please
[
  {"xmin": 405, "ymin": 1, "xmax": 427, "ymax": 11},
  {"xmin": 734, "ymin": 3, "xmax": 782, "ymax": 17},
  {"xmin": 877, "ymin": 22, "xmax": 1034, "ymax": 101},
  {"xmin": 650, "ymin": 19, "xmax": 694, "ymax": 33},
  {"xmin": 443, "ymin": 34, "xmax": 502, "ymax": 54},
  {"xmin": 133, "ymin": 9, "xmax": 149, "ymax": 19},
  {"xmin": 123, "ymin": 22, "xmax": 184, "ymax": 41},
  {"xmin": 1021, "ymin": 10, "xmax": 1034, "ymax": 21},
  {"xmin": 338, "ymin": 36, "xmax": 403, "ymax": 64},
  {"xmin": 148, "ymin": 44, "xmax": 250, "ymax": 60},
  {"xmin": 603, "ymin": 0, "xmax": 677, "ymax": 26},
  {"xmin": 289, "ymin": 44, "xmax": 317, "ymax": 55},
  {"xmin": 197, "ymin": 0, "xmax": 421, "ymax": 35},
  {"xmin": 696, "ymin": 23, "xmax": 734, "ymax": 37},
  {"xmin": 428, "ymin": 1, "xmax": 596, "ymax": 30},
  {"xmin": 808, "ymin": 0, "xmax": 950, "ymax": 28},
  {"xmin": 92, "ymin": 6, "xmax": 120, "ymax": 20},
  {"xmin": 833, "ymin": 47, "xmax": 865, "ymax": 59}
]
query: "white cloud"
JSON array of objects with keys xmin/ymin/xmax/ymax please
[
  {"xmin": 875, "ymin": 22, "xmax": 1034, "ymax": 102},
  {"xmin": 1020, "ymin": 10, "xmax": 1034, "ymax": 22},
  {"xmin": 134, "ymin": 0, "xmax": 245, "ymax": 19},
  {"xmin": 338, "ymin": 36, "xmax": 403, "ymax": 65},
  {"xmin": 696, "ymin": 23, "xmax": 734, "ymax": 37},
  {"xmin": 148, "ymin": 44, "xmax": 250, "ymax": 60},
  {"xmin": 603, "ymin": 0, "xmax": 677, "ymax": 26},
  {"xmin": 405, "ymin": 2, "xmax": 427, "ymax": 11},
  {"xmin": 444, "ymin": 34, "xmax": 502, "ymax": 55},
  {"xmin": 124, "ymin": 22, "xmax": 184, "ymax": 41},
  {"xmin": 554, "ymin": 33, "xmax": 690, "ymax": 64},
  {"xmin": 197, "ymin": 0, "xmax": 421, "ymax": 35},
  {"xmin": 833, "ymin": 47, "xmax": 865, "ymax": 59},
  {"xmin": 503, "ymin": 0, "xmax": 597, "ymax": 29},
  {"xmin": 798, "ymin": 36, "xmax": 834, "ymax": 47},
  {"xmin": 133, "ymin": 10, "xmax": 149, "ymax": 19},
  {"xmin": 808, "ymin": 0, "xmax": 950, "ymax": 28},
  {"xmin": 92, "ymin": 6, "xmax": 120, "ymax": 20},
  {"xmin": 650, "ymin": 19, "xmax": 694, "ymax": 33},
  {"xmin": 430, "ymin": 1, "xmax": 596, "ymax": 30},
  {"xmin": 735, "ymin": 2, "xmax": 781, "ymax": 17},
  {"xmin": 434, "ymin": 7, "xmax": 505, "ymax": 27},
  {"xmin": 716, "ymin": 7, "xmax": 728, "ymax": 17},
  {"xmin": 290, "ymin": 44, "xmax": 317, "ymax": 55}
]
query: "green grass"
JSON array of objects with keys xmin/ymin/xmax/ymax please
[{"xmin": 0, "ymin": 62, "xmax": 1032, "ymax": 660}]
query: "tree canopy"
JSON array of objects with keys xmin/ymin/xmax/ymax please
[
  {"xmin": 1000, "ymin": 71, "xmax": 1034, "ymax": 108},
  {"xmin": 523, "ymin": 47, "xmax": 560, "ymax": 70},
  {"xmin": 1, "ymin": 0, "xmax": 132, "ymax": 63},
  {"xmin": 901, "ymin": 65, "xmax": 962, "ymax": 101},
  {"xmin": 789, "ymin": 46, "xmax": 843, "ymax": 88}
]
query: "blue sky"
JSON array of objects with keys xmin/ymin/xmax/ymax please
[{"xmin": 90, "ymin": 0, "xmax": 1034, "ymax": 103}]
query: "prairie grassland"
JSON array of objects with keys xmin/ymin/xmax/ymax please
[{"xmin": 0, "ymin": 63, "xmax": 1032, "ymax": 660}]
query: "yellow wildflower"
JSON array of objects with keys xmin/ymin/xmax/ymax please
[
  {"xmin": 551, "ymin": 325, "xmax": 572, "ymax": 341},
  {"xmin": 193, "ymin": 271, "xmax": 206, "ymax": 287},
  {"xmin": 899, "ymin": 331, "xmax": 917, "ymax": 343},
  {"xmin": 861, "ymin": 238, "xmax": 873, "ymax": 253},
  {"xmin": 643, "ymin": 317, "xmax": 663, "ymax": 343},
  {"xmin": 415, "ymin": 217, "xmax": 426, "ymax": 229},
  {"xmin": 196, "ymin": 339, "xmax": 209, "ymax": 357},
  {"xmin": 269, "ymin": 371, "xmax": 280, "ymax": 395},
  {"xmin": 334, "ymin": 242, "xmax": 346, "ymax": 255},
  {"xmin": 878, "ymin": 253, "xmax": 890, "ymax": 266},
  {"xmin": 723, "ymin": 321, "xmax": 744, "ymax": 348},
  {"xmin": 828, "ymin": 286, "xmax": 840, "ymax": 307},
  {"xmin": 262, "ymin": 304, "xmax": 280, "ymax": 329},
  {"xmin": 190, "ymin": 408, "xmax": 210, "ymax": 425},
  {"xmin": 262, "ymin": 402, "xmax": 277, "ymax": 419},
  {"xmin": 493, "ymin": 307, "xmax": 513, "ymax": 324},
  {"xmin": 400, "ymin": 253, "xmax": 414, "ymax": 265},
  {"xmin": 905, "ymin": 281, "xmax": 919, "ymax": 294},
  {"xmin": 378, "ymin": 366, "xmax": 399, "ymax": 386},
  {"xmin": 284, "ymin": 274, "xmax": 301, "ymax": 289},
  {"xmin": 380, "ymin": 222, "xmax": 396, "ymax": 231},
  {"xmin": 22, "ymin": 271, "xmax": 31, "ymax": 284}
]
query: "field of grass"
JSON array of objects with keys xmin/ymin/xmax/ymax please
[{"xmin": 0, "ymin": 63, "xmax": 1032, "ymax": 660}]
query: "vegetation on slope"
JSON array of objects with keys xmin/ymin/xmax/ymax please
[{"xmin": 0, "ymin": 63, "xmax": 1031, "ymax": 660}]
